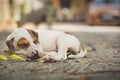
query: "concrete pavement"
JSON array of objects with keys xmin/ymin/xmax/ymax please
[
  {"xmin": 0, "ymin": 32, "xmax": 120, "ymax": 80},
  {"xmin": 0, "ymin": 23, "xmax": 120, "ymax": 80}
]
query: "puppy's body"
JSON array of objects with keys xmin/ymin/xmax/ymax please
[{"xmin": 6, "ymin": 28, "xmax": 86, "ymax": 61}]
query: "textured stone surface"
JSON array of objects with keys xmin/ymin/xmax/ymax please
[{"xmin": 0, "ymin": 32, "xmax": 120, "ymax": 80}]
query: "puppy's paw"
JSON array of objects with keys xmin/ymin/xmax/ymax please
[
  {"xmin": 41, "ymin": 52, "xmax": 67, "ymax": 61},
  {"xmin": 51, "ymin": 54, "xmax": 67, "ymax": 61}
]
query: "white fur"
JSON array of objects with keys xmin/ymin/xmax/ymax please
[{"xmin": 6, "ymin": 28, "xmax": 86, "ymax": 61}]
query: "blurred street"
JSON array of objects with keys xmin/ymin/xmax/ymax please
[{"xmin": 38, "ymin": 23, "xmax": 120, "ymax": 32}]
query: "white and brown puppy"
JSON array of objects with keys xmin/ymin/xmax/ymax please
[{"xmin": 6, "ymin": 28, "xmax": 86, "ymax": 61}]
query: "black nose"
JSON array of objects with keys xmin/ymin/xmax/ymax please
[{"xmin": 31, "ymin": 50, "xmax": 40, "ymax": 60}]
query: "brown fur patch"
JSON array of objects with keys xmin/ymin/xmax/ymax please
[
  {"xmin": 6, "ymin": 37, "xmax": 15, "ymax": 52},
  {"xmin": 17, "ymin": 37, "xmax": 30, "ymax": 49},
  {"xmin": 27, "ymin": 29, "xmax": 39, "ymax": 44}
]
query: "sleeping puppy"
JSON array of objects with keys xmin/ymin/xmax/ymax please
[{"xmin": 6, "ymin": 28, "xmax": 86, "ymax": 61}]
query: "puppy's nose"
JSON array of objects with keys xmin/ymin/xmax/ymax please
[
  {"xmin": 31, "ymin": 50, "xmax": 40, "ymax": 60},
  {"xmin": 32, "ymin": 50, "xmax": 38, "ymax": 55}
]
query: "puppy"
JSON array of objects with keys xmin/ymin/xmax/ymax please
[{"xmin": 6, "ymin": 28, "xmax": 86, "ymax": 61}]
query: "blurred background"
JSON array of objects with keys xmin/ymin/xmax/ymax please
[
  {"xmin": 0, "ymin": 0, "xmax": 120, "ymax": 31},
  {"xmin": 0, "ymin": 1, "xmax": 120, "ymax": 80}
]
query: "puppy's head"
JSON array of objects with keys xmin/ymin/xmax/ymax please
[{"xmin": 6, "ymin": 28, "xmax": 41, "ymax": 59}]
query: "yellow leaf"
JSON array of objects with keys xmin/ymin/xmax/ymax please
[
  {"xmin": 0, "ymin": 55, "xmax": 8, "ymax": 60},
  {"xmin": 37, "ymin": 58, "xmax": 45, "ymax": 63},
  {"xmin": 8, "ymin": 54, "xmax": 26, "ymax": 61}
]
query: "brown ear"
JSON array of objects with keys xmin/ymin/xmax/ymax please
[
  {"xmin": 27, "ymin": 29, "xmax": 39, "ymax": 44},
  {"xmin": 6, "ymin": 37, "xmax": 15, "ymax": 52}
]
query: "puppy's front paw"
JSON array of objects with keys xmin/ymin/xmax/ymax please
[
  {"xmin": 41, "ymin": 52, "xmax": 67, "ymax": 61},
  {"xmin": 51, "ymin": 54, "xmax": 67, "ymax": 61}
]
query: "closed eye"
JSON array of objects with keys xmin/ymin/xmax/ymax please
[{"xmin": 19, "ymin": 42, "xmax": 29, "ymax": 48}]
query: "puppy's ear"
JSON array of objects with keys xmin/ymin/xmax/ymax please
[
  {"xmin": 6, "ymin": 37, "xmax": 15, "ymax": 52},
  {"xmin": 27, "ymin": 29, "xmax": 39, "ymax": 44}
]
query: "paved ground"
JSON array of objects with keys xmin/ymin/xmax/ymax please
[{"xmin": 0, "ymin": 28, "xmax": 120, "ymax": 80}]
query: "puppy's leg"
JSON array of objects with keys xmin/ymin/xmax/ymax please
[
  {"xmin": 41, "ymin": 48, "xmax": 67, "ymax": 61},
  {"xmin": 55, "ymin": 45, "xmax": 68, "ymax": 60},
  {"xmin": 40, "ymin": 51, "xmax": 57, "ymax": 60},
  {"xmin": 49, "ymin": 35, "xmax": 70, "ymax": 60},
  {"xmin": 45, "ymin": 47, "xmax": 68, "ymax": 61},
  {"xmin": 41, "ymin": 40, "xmax": 68, "ymax": 61}
]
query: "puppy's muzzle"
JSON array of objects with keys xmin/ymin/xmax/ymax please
[{"xmin": 27, "ymin": 50, "xmax": 40, "ymax": 60}]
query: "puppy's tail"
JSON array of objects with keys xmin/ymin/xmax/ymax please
[
  {"xmin": 68, "ymin": 44, "xmax": 87, "ymax": 58},
  {"xmin": 78, "ymin": 44, "xmax": 87, "ymax": 57}
]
